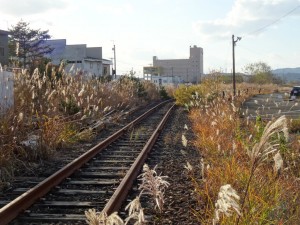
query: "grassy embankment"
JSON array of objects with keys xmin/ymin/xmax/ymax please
[{"xmin": 174, "ymin": 80, "xmax": 300, "ymax": 224}]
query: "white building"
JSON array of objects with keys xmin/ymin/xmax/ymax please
[
  {"xmin": 144, "ymin": 45, "xmax": 203, "ymax": 85},
  {"xmin": 150, "ymin": 75, "xmax": 181, "ymax": 86},
  {"xmin": 45, "ymin": 39, "xmax": 112, "ymax": 77}
]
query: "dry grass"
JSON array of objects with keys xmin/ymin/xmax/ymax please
[
  {"xmin": 0, "ymin": 68, "xmax": 161, "ymax": 189},
  {"xmin": 176, "ymin": 80, "xmax": 300, "ymax": 224}
]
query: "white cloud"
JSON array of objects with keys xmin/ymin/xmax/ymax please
[
  {"xmin": 0, "ymin": 0, "xmax": 69, "ymax": 16},
  {"xmin": 193, "ymin": 0, "xmax": 300, "ymax": 40}
]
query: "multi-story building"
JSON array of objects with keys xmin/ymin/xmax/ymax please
[
  {"xmin": 44, "ymin": 39, "xmax": 112, "ymax": 77},
  {"xmin": 0, "ymin": 29, "xmax": 9, "ymax": 67},
  {"xmin": 144, "ymin": 45, "xmax": 203, "ymax": 85}
]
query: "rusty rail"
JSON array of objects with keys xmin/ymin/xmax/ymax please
[
  {"xmin": 103, "ymin": 103, "xmax": 175, "ymax": 214},
  {"xmin": 0, "ymin": 100, "xmax": 171, "ymax": 225}
]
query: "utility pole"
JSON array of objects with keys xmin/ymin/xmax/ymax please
[
  {"xmin": 232, "ymin": 34, "xmax": 241, "ymax": 96},
  {"xmin": 112, "ymin": 44, "xmax": 116, "ymax": 79}
]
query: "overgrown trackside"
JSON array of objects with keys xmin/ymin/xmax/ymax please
[
  {"xmin": 174, "ymin": 80, "xmax": 300, "ymax": 224},
  {"xmin": 0, "ymin": 70, "xmax": 169, "ymax": 190}
]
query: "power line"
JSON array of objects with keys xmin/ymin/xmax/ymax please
[{"xmin": 246, "ymin": 4, "xmax": 300, "ymax": 36}]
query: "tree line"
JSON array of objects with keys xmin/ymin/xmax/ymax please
[{"xmin": 206, "ymin": 62, "xmax": 284, "ymax": 85}]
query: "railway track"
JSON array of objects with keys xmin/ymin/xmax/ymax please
[{"xmin": 0, "ymin": 100, "xmax": 175, "ymax": 225}]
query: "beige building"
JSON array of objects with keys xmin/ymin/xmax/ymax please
[
  {"xmin": 144, "ymin": 45, "xmax": 203, "ymax": 85},
  {"xmin": 44, "ymin": 39, "xmax": 112, "ymax": 77}
]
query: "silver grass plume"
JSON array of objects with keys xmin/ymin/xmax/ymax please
[
  {"xmin": 273, "ymin": 152, "xmax": 283, "ymax": 175},
  {"xmin": 184, "ymin": 124, "xmax": 188, "ymax": 130},
  {"xmin": 17, "ymin": 112, "xmax": 24, "ymax": 123},
  {"xmin": 125, "ymin": 196, "xmax": 146, "ymax": 225},
  {"xmin": 78, "ymin": 86, "xmax": 85, "ymax": 97},
  {"xmin": 248, "ymin": 115, "xmax": 288, "ymax": 167},
  {"xmin": 85, "ymin": 209, "xmax": 124, "ymax": 225},
  {"xmin": 182, "ymin": 134, "xmax": 188, "ymax": 147},
  {"xmin": 184, "ymin": 161, "xmax": 193, "ymax": 171},
  {"xmin": 213, "ymin": 184, "xmax": 241, "ymax": 225}
]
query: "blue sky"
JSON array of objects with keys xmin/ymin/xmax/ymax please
[{"xmin": 0, "ymin": 0, "xmax": 300, "ymax": 76}]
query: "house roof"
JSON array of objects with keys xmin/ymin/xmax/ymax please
[
  {"xmin": 84, "ymin": 58, "xmax": 102, "ymax": 62},
  {"xmin": 0, "ymin": 29, "xmax": 9, "ymax": 35},
  {"xmin": 102, "ymin": 58, "xmax": 113, "ymax": 65},
  {"xmin": 84, "ymin": 58, "xmax": 113, "ymax": 65}
]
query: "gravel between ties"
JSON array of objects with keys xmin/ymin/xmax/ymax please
[{"xmin": 121, "ymin": 107, "xmax": 202, "ymax": 225}]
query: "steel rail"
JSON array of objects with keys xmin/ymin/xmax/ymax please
[
  {"xmin": 0, "ymin": 100, "xmax": 171, "ymax": 225},
  {"xmin": 103, "ymin": 103, "xmax": 176, "ymax": 215}
]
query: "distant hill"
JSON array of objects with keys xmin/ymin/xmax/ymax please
[
  {"xmin": 272, "ymin": 67, "xmax": 300, "ymax": 83},
  {"xmin": 273, "ymin": 67, "xmax": 300, "ymax": 74}
]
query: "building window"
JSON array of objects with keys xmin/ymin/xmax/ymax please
[
  {"xmin": 67, "ymin": 60, "xmax": 82, "ymax": 63},
  {"xmin": 0, "ymin": 47, "xmax": 4, "ymax": 56},
  {"xmin": 103, "ymin": 67, "xmax": 107, "ymax": 75}
]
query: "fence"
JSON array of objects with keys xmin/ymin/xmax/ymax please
[{"xmin": 0, "ymin": 70, "xmax": 14, "ymax": 114}]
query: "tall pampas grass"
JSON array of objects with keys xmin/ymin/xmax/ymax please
[
  {"xmin": 237, "ymin": 115, "xmax": 288, "ymax": 223},
  {"xmin": 138, "ymin": 164, "xmax": 170, "ymax": 212},
  {"xmin": 247, "ymin": 115, "xmax": 288, "ymax": 167}
]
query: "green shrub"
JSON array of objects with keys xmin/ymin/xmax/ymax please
[
  {"xmin": 159, "ymin": 86, "xmax": 170, "ymax": 100},
  {"xmin": 289, "ymin": 118, "xmax": 300, "ymax": 133},
  {"xmin": 60, "ymin": 97, "xmax": 80, "ymax": 115},
  {"xmin": 173, "ymin": 85, "xmax": 203, "ymax": 106}
]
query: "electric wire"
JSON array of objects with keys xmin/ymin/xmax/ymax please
[
  {"xmin": 230, "ymin": 4, "xmax": 300, "ymax": 73},
  {"xmin": 245, "ymin": 4, "xmax": 300, "ymax": 37}
]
